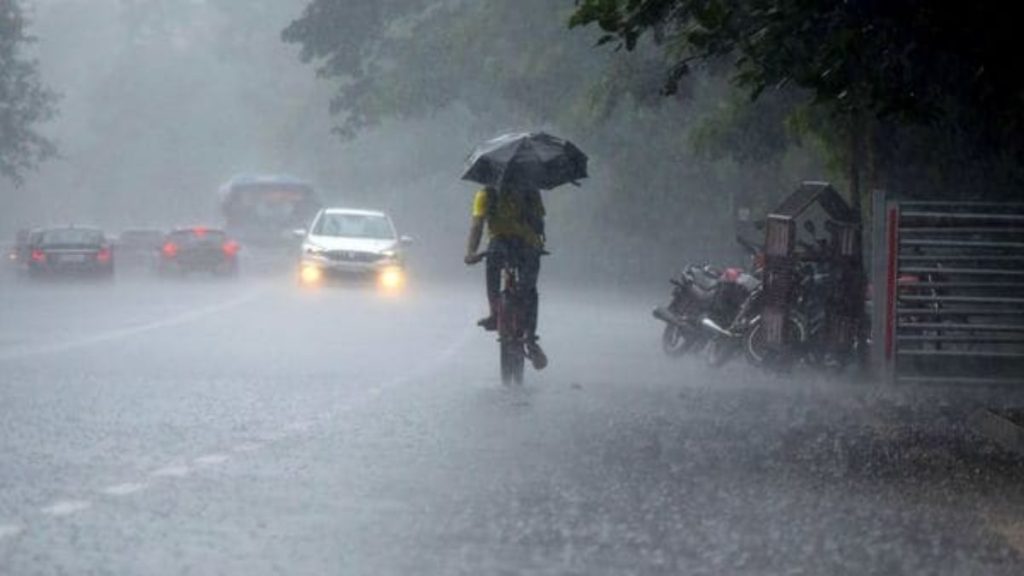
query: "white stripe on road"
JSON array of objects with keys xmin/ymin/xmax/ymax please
[
  {"xmin": 6, "ymin": 323, "xmax": 476, "ymax": 535},
  {"xmin": 0, "ymin": 287, "xmax": 267, "ymax": 363},
  {"xmin": 101, "ymin": 482, "xmax": 147, "ymax": 496},
  {"xmin": 194, "ymin": 454, "xmax": 229, "ymax": 466},
  {"xmin": 231, "ymin": 442, "xmax": 263, "ymax": 453},
  {"xmin": 41, "ymin": 500, "xmax": 92, "ymax": 517},
  {"xmin": 150, "ymin": 465, "xmax": 190, "ymax": 478},
  {"xmin": 285, "ymin": 421, "xmax": 313, "ymax": 433}
]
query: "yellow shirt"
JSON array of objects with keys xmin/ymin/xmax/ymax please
[{"xmin": 472, "ymin": 188, "xmax": 545, "ymax": 247}]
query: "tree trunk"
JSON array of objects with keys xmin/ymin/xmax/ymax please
[{"xmin": 848, "ymin": 111, "xmax": 864, "ymax": 216}]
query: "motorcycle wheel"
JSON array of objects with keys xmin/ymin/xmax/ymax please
[
  {"xmin": 705, "ymin": 338, "xmax": 737, "ymax": 367},
  {"xmin": 743, "ymin": 315, "xmax": 807, "ymax": 369},
  {"xmin": 661, "ymin": 324, "xmax": 696, "ymax": 357}
]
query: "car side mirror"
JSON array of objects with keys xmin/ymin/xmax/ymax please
[
  {"xmin": 292, "ymin": 228, "xmax": 307, "ymax": 239},
  {"xmin": 399, "ymin": 235, "xmax": 414, "ymax": 246}
]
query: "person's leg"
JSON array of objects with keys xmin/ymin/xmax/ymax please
[
  {"xmin": 519, "ymin": 247, "xmax": 547, "ymax": 369},
  {"xmin": 478, "ymin": 239, "xmax": 503, "ymax": 330},
  {"xmin": 520, "ymin": 249, "xmax": 541, "ymax": 338}
]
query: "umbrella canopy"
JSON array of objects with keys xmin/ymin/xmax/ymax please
[{"xmin": 462, "ymin": 131, "xmax": 587, "ymax": 190}]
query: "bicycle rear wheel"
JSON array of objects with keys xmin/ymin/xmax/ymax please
[
  {"xmin": 500, "ymin": 339, "xmax": 525, "ymax": 385},
  {"xmin": 498, "ymin": 293, "xmax": 525, "ymax": 385}
]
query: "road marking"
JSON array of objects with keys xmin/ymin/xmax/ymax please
[
  {"xmin": 285, "ymin": 421, "xmax": 313, "ymax": 433},
  {"xmin": 194, "ymin": 454, "xmax": 229, "ymax": 466},
  {"xmin": 101, "ymin": 482, "xmax": 147, "ymax": 496},
  {"xmin": 150, "ymin": 465, "xmax": 190, "ymax": 478},
  {"xmin": 232, "ymin": 442, "xmax": 263, "ymax": 453},
  {"xmin": 41, "ymin": 500, "xmax": 91, "ymax": 517},
  {"xmin": 6, "ymin": 322, "xmax": 476, "ymax": 534},
  {"xmin": 0, "ymin": 287, "xmax": 267, "ymax": 363}
]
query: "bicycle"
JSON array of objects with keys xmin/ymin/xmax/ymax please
[{"xmin": 473, "ymin": 248, "xmax": 547, "ymax": 385}]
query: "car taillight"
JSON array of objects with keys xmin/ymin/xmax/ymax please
[
  {"xmin": 162, "ymin": 242, "xmax": 178, "ymax": 258},
  {"xmin": 222, "ymin": 240, "xmax": 240, "ymax": 257},
  {"xmin": 96, "ymin": 247, "xmax": 112, "ymax": 263},
  {"xmin": 30, "ymin": 249, "xmax": 46, "ymax": 263}
]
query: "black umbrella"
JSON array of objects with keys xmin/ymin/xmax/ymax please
[{"xmin": 462, "ymin": 131, "xmax": 587, "ymax": 190}]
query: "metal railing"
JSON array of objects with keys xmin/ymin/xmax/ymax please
[{"xmin": 872, "ymin": 198, "xmax": 1024, "ymax": 385}]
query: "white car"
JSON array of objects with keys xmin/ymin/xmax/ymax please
[{"xmin": 297, "ymin": 208, "xmax": 411, "ymax": 289}]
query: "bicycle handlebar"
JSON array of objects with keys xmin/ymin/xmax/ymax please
[{"xmin": 473, "ymin": 248, "xmax": 551, "ymax": 259}]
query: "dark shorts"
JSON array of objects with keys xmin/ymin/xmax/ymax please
[{"xmin": 485, "ymin": 237, "xmax": 542, "ymax": 335}]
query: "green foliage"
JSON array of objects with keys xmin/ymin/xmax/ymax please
[
  {"xmin": 570, "ymin": 0, "xmax": 1024, "ymax": 161},
  {"xmin": 282, "ymin": 0, "xmax": 657, "ymax": 137},
  {"xmin": 0, "ymin": 0, "xmax": 58, "ymax": 184}
]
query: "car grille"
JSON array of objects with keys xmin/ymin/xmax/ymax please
[{"xmin": 325, "ymin": 250, "xmax": 383, "ymax": 263}]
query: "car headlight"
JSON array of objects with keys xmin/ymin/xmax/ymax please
[
  {"xmin": 377, "ymin": 266, "xmax": 404, "ymax": 291},
  {"xmin": 304, "ymin": 244, "xmax": 326, "ymax": 255},
  {"xmin": 299, "ymin": 263, "xmax": 323, "ymax": 285},
  {"xmin": 381, "ymin": 249, "xmax": 397, "ymax": 259}
]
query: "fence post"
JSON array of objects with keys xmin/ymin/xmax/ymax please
[{"xmin": 870, "ymin": 189, "xmax": 896, "ymax": 384}]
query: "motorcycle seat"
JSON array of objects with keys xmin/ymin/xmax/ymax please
[
  {"xmin": 687, "ymin": 282, "xmax": 718, "ymax": 303},
  {"xmin": 691, "ymin": 270, "xmax": 721, "ymax": 291}
]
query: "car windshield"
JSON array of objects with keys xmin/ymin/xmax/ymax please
[
  {"xmin": 41, "ymin": 229, "xmax": 103, "ymax": 245},
  {"xmin": 313, "ymin": 213, "xmax": 394, "ymax": 240}
]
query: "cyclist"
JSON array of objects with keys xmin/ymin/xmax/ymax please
[{"xmin": 464, "ymin": 182, "xmax": 548, "ymax": 370}]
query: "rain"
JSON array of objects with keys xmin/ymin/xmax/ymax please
[{"xmin": 2, "ymin": 1, "xmax": 1024, "ymax": 574}]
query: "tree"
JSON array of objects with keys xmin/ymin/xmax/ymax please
[
  {"xmin": 0, "ymin": 0, "xmax": 58, "ymax": 184},
  {"xmin": 281, "ymin": 0, "xmax": 647, "ymax": 137},
  {"xmin": 570, "ymin": 1, "xmax": 1024, "ymax": 204},
  {"xmin": 281, "ymin": 0, "xmax": 831, "ymax": 279}
]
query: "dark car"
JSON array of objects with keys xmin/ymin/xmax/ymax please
[
  {"xmin": 27, "ymin": 227, "xmax": 114, "ymax": 279},
  {"xmin": 115, "ymin": 228, "xmax": 165, "ymax": 271},
  {"xmin": 7, "ymin": 229, "xmax": 31, "ymax": 272},
  {"xmin": 158, "ymin": 227, "xmax": 240, "ymax": 277}
]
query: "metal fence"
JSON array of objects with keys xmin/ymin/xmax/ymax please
[{"xmin": 872, "ymin": 196, "xmax": 1024, "ymax": 385}]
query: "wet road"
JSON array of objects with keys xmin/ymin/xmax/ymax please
[{"xmin": 1, "ymin": 271, "xmax": 1023, "ymax": 575}]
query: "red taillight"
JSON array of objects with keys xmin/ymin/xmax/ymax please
[
  {"xmin": 96, "ymin": 247, "xmax": 112, "ymax": 263},
  {"xmin": 162, "ymin": 242, "xmax": 178, "ymax": 258},
  {"xmin": 193, "ymin": 227, "xmax": 207, "ymax": 238},
  {"xmin": 30, "ymin": 249, "xmax": 46, "ymax": 263},
  {"xmin": 222, "ymin": 240, "xmax": 240, "ymax": 257}
]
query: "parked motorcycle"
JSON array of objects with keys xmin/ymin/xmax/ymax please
[
  {"xmin": 703, "ymin": 230, "xmax": 831, "ymax": 370},
  {"xmin": 738, "ymin": 221, "xmax": 850, "ymax": 370},
  {"xmin": 654, "ymin": 236, "xmax": 763, "ymax": 363},
  {"xmin": 652, "ymin": 263, "xmax": 722, "ymax": 357}
]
